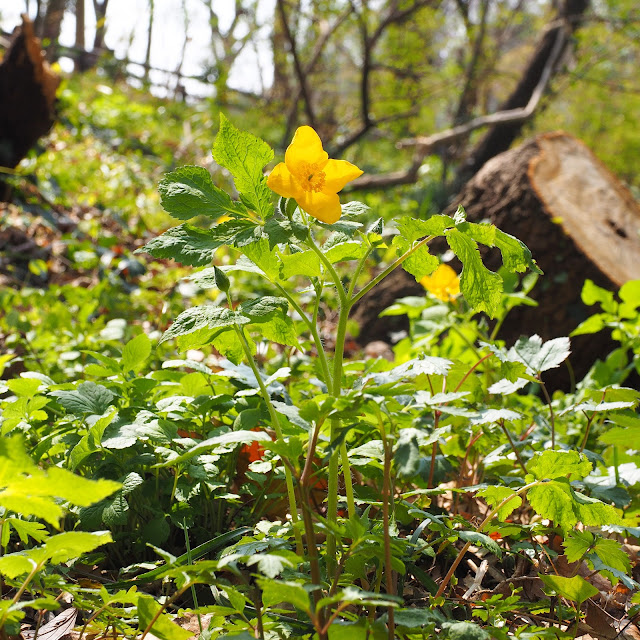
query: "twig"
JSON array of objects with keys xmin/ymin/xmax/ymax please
[{"xmin": 351, "ymin": 23, "xmax": 567, "ymax": 190}]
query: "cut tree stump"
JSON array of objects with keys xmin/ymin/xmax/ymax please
[
  {"xmin": 0, "ymin": 14, "xmax": 59, "ymax": 196},
  {"xmin": 353, "ymin": 131, "xmax": 640, "ymax": 388}
]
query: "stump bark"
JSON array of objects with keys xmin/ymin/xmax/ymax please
[
  {"xmin": 0, "ymin": 14, "xmax": 59, "ymax": 195},
  {"xmin": 353, "ymin": 132, "xmax": 640, "ymax": 387}
]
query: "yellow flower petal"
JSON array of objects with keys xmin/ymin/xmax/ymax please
[
  {"xmin": 285, "ymin": 126, "xmax": 329, "ymax": 169},
  {"xmin": 296, "ymin": 190, "xmax": 342, "ymax": 224},
  {"xmin": 322, "ymin": 159, "xmax": 364, "ymax": 193},
  {"xmin": 420, "ymin": 264, "xmax": 460, "ymax": 302},
  {"xmin": 266, "ymin": 162, "xmax": 304, "ymax": 200}
]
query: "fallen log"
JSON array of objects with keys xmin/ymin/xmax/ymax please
[
  {"xmin": 0, "ymin": 15, "xmax": 59, "ymax": 197},
  {"xmin": 353, "ymin": 131, "xmax": 640, "ymax": 388}
]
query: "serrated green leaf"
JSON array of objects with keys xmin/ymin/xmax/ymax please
[
  {"xmin": 401, "ymin": 243, "xmax": 439, "ymax": 281},
  {"xmin": 528, "ymin": 481, "xmax": 577, "ymax": 529},
  {"xmin": 239, "ymin": 296, "xmax": 289, "ymax": 320},
  {"xmin": 529, "ymin": 450, "xmax": 592, "ymax": 481},
  {"xmin": 493, "ymin": 228, "xmax": 542, "ymax": 274},
  {"xmin": 539, "ymin": 574, "xmax": 598, "ymax": 605},
  {"xmin": 50, "ymin": 382, "xmax": 116, "ymax": 416},
  {"xmin": 0, "ymin": 553, "xmax": 38, "ymax": 578},
  {"xmin": 510, "ymin": 335, "xmax": 571, "ymax": 374},
  {"xmin": 5, "ymin": 519, "xmax": 48, "ymax": 545},
  {"xmin": 158, "ymin": 166, "xmax": 246, "ymax": 221},
  {"xmin": 563, "ymin": 530, "xmax": 594, "ymax": 563},
  {"xmin": 213, "ymin": 114, "xmax": 273, "ymax": 219},
  {"xmin": 572, "ymin": 490, "xmax": 621, "ymax": 527},
  {"xmin": 240, "ymin": 238, "xmax": 281, "ymax": 280},
  {"xmin": 445, "ymin": 227, "xmax": 502, "ymax": 317},
  {"xmin": 279, "ymin": 250, "xmax": 321, "ymax": 279},
  {"xmin": 477, "ymin": 486, "xmax": 523, "ymax": 521},
  {"xmin": 121, "ymin": 333, "xmax": 151, "ymax": 374},
  {"xmin": 6, "ymin": 378, "xmax": 42, "ymax": 398},
  {"xmin": 258, "ymin": 578, "xmax": 311, "ymax": 612},
  {"xmin": 396, "ymin": 215, "xmax": 454, "ymax": 242},
  {"xmin": 581, "ymin": 279, "xmax": 617, "ymax": 313},
  {"xmin": 592, "ymin": 537, "xmax": 631, "ymax": 574},
  {"xmin": 324, "ymin": 241, "xmax": 368, "ymax": 264},
  {"xmin": 44, "ymin": 530, "xmax": 112, "ymax": 564},
  {"xmin": 571, "ymin": 313, "xmax": 607, "ymax": 337},
  {"xmin": 138, "ymin": 594, "xmax": 193, "ymax": 640},
  {"xmin": 160, "ymin": 305, "xmax": 248, "ymax": 344},
  {"xmin": 210, "ymin": 326, "xmax": 248, "ymax": 365},
  {"xmin": 137, "ymin": 224, "xmax": 221, "ymax": 266},
  {"xmin": 264, "ymin": 216, "xmax": 308, "ymax": 249}
]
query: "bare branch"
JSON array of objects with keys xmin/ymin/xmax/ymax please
[
  {"xmin": 350, "ymin": 25, "xmax": 567, "ymax": 190},
  {"xmin": 283, "ymin": 6, "xmax": 352, "ymax": 143},
  {"xmin": 277, "ymin": 0, "xmax": 317, "ymax": 131}
]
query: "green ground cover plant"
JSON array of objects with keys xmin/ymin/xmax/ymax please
[{"xmin": 1, "ymin": 114, "xmax": 639, "ymax": 640}]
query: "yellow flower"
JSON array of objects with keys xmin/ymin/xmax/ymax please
[
  {"xmin": 266, "ymin": 126, "xmax": 363, "ymax": 224},
  {"xmin": 420, "ymin": 264, "xmax": 460, "ymax": 302}
]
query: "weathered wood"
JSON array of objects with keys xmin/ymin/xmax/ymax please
[
  {"xmin": 353, "ymin": 132, "xmax": 640, "ymax": 388},
  {"xmin": 0, "ymin": 15, "xmax": 59, "ymax": 186}
]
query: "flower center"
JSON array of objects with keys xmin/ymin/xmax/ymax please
[{"xmin": 294, "ymin": 161, "xmax": 326, "ymax": 192}]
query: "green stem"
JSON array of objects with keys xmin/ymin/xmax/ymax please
[
  {"xmin": 347, "ymin": 244, "xmax": 373, "ymax": 299},
  {"xmin": 350, "ymin": 235, "xmax": 434, "ymax": 307},
  {"xmin": 274, "ymin": 281, "xmax": 332, "ymax": 387},
  {"xmin": 233, "ymin": 323, "xmax": 303, "ymax": 554},
  {"xmin": 305, "ymin": 233, "xmax": 352, "ymax": 576}
]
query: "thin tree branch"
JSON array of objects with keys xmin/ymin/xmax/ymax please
[
  {"xmin": 350, "ymin": 21, "xmax": 567, "ymax": 191},
  {"xmin": 276, "ymin": 0, "xmax": 317, "ymax": 130},
  {"xmin": 283, "ymin": 6, "xmax": 352, "ymax": 143}
]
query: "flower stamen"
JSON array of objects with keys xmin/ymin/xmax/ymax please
[{"xmin": 295, "ymin": 161, "xmax": 326, "ymax": 192}]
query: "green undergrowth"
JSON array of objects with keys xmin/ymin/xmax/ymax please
[{"xmin": 1, "ymin": 109, "xmax": 639, "ymax": 640}]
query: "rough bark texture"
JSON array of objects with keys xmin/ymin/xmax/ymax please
[
  {"xmin": 0, "ymin": 15, "xmax": 59, "ymax": 186},
  {"xmin": 353, "ymin": 132, "xmax": 640, "ymax": 389}
]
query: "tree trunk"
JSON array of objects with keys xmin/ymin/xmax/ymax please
[
  {"xmin": 74, "ymin": 0, "xmax": 91, "ymax": 71},
  {"xmin": 143, "ymin": 0, "xmax": 154, "ymax": 84},
  {"xmin": 41, "ymin": 0, "xmax": 67, "ymax": 61},
  {"xmin": 92, "ymin": 0, "xmax": 109, "ymax": 51},
  {"xmin": 454, "ymin": 0, "xmax": 590, "ymax": 188},
  {"xmin": 0, "ymin": 15, "xmax": 60, "ymax": 196},
  {"xmin": 353, "ymin": 132, "xmax": 640, "ymax": 388}
]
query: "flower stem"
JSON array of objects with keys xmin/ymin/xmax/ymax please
[
  {"xmin": 233, "ymin": 323, "xmax": 303, "ymax": 554},
  {"xmin": 350, "ymin": 235, "xmax": 434, "ymax": 306}
]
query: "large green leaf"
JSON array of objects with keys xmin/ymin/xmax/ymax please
[
  {"xmin": 258, "ymin": 578, "xmax": 311, "ymax": 613},
  {"xmin": 160, "ymin": 305, "xmax": 248, "ymax": 344},
  {"xmin": 121, "ymin": 333, "xmax": 151, "ymax": 374},
  {"xmin": 50, "ymin": 382, "xmax": 116, "ymax": 416},
  {"xmin": 212, "ymin": 114, "xmax": 274, "ymax": 219},
  {"xmin": 137, "ymin": 224, "xmax": 221, "ymax": 266},
  {"xmin": 510, "ymin": 335, "xmax": 571, "ymax": 374},
  {"xmin": 476, "ymin": 486, "xmax": 523, "ymax": 521},
  {"xmin": 158, "ymin": 165, "xmax": 246, "ymax": 221},
  {"xmin": 137, "ymin": 594, "xmax": 193, "ymax": 640},
  {"xmin": 539, "ymin": 574, "xmax": 598, "ymax": 605},
  {"xmin": 445, "ymin": 228, "xmax": 502, "ymax": 317},
  {"xmin": 529, "ymin": 450, "xmax": 592, "ymax": 481}
]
